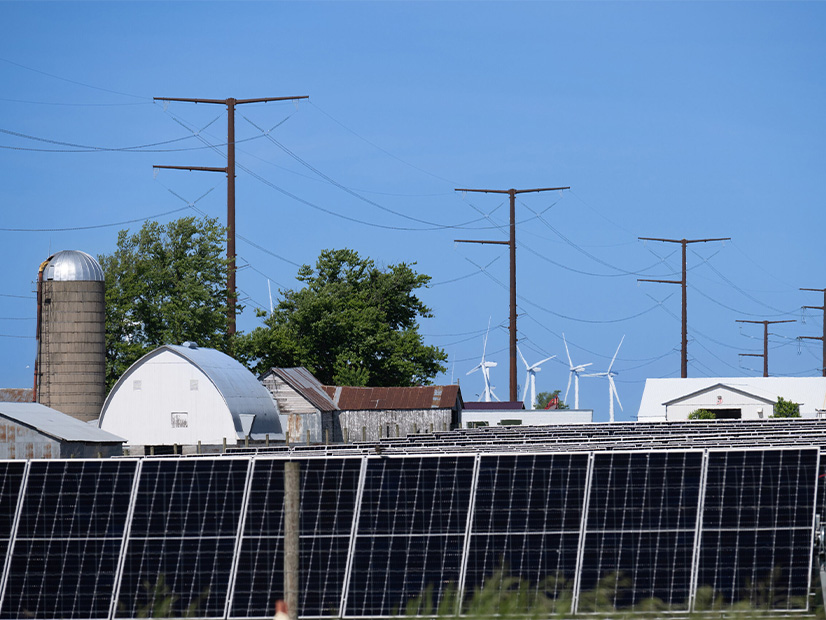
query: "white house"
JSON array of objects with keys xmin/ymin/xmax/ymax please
[
  {"xmin": 99, "ymin": 343, "xmax": 283, "ymax": 450},
  {"xmin": 637, "ymin": 377, "xmax": 826, "ymax": 421}
]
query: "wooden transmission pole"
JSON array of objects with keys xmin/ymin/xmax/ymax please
[
  {"xmin": 154, "ymin": 95, "xmax": 308, "ymax": 339},
  {"xmin": 455, "ymin": 186, "xmax": 569, "ymax": 401},
  {"xmin": 638, "ymin": 237, "xmax": 730, "ymax": 378},
  {"xmin": 736, "ymin": 319, "xmax": 795, "ymax": 377},
  {"xmin": 800, "ymin": 288, "xmax": 826, "ymax": 376}
]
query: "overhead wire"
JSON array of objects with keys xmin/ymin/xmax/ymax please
[{"xmin": 0, "ymin": 205, "xmax": 193, "ymax": 233}]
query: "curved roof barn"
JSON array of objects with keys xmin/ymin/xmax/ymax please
[{"xmin": 99, "ymin": 343, "xmax": 283, "ymax": 446}]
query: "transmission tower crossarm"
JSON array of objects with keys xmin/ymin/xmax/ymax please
[
  {"xmin": 736, "ymin": 319, "xmax": 795, "ymax": 377},
  {"xmin": 799, "ymin": 288, "xmax": 826, "ymax": 377},
  {"xmin": 153, "ymin": 164, "xmax": 226, "ymax": 173},
  {"xmin": 454, "ymin": 239, "xmax": 509, "ymax": 245},
  {"xmin": 637, "ymin": 278, "xmax": 681, "ymax": 285}
]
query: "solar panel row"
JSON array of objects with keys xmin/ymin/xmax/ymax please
[{"xmin": 0, "ymin": 445, "xmax": 816, "ymax": 619}]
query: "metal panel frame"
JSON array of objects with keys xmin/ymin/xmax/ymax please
[
  {"xmin": 0, "ymin": 460, "xmax": 29, "ymax": 614},
  {"xmin": 339, "ymin": 456, "xmax": 367, "ymax": 618},
  {"xmin": 455, "ymin": 453, "xmax": 481, "ymax": 614},
  {"xmin": 223, "ymin": 456, "xmax": 255, "ymax": 619},
  {"xmin": 571, "ymin": 452, "xmax": 595, "ymax": 614},
  {"xmin": 107, "ymin": 459, "xmax": 143, "ymax": 620}
]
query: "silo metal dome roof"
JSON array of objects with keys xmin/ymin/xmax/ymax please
[{"xmin": 43, "ymin": 250, "xmax": 104, "ymax": 282}]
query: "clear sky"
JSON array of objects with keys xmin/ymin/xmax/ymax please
[{"xmin": 1, "ymin": 1, "xmax": 824, "ymax": 421}]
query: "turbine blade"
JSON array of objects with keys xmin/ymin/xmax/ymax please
[
  {"xmin": 608, "ymin": 335, "xmax": 625, "ymax": 373},
  {"xmin": 609, "ymin": 375, "xmax": 623, "ymax": 411},
  {"xmin": 517, "ymin": 345, "xmax": 528, "ymax": 369},
  {"xmin": 564, "ymin": 372, "xmax": 572, "ymax": 403},
  {"xmin": 563, "ymin": 333, "xmax": 573, "ymax": 367}
]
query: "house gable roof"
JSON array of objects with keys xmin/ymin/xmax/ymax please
[{"xmin": 663, "ymin": 382, "xmax": 776, "ymax": 407}]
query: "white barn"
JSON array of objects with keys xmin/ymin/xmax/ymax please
[
  {"xmin": 99, "ymin": 343, "xmax": 283, "ymax": 450},
  {"xmin": 637, "ymin": 377, "xmax": 826, "ymax": 421}
]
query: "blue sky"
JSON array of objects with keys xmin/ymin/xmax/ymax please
[{"xmin": 1, "ymin": 2, "xmax": 824, "ymax": 420}]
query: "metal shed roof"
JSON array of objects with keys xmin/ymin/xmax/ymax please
[
  {"xmin": 0, "ymin": 403, "xmax": 125, "ymax": 443},
  {"xmin": 0, "ymin": 389, "xmax": 34, "ymax": 403},
  {"xmin": 322, "ymin": 385, "xmax": 462, "ymax": 411}
]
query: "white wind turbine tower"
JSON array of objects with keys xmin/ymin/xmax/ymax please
[
  {"xmin": 563, "ymin": 333, "xmax": 592, "ymax": 410},
  {"xmin": 518, "ymin": 346, "xmax": 556, "ymax": 409},
  {"xmin": 467, "ymin": 322, "xmax": 500, "ymax": 402},
  {"xmin": 584, "ymin": 336, "xmax": 625, "ymax": 423}
]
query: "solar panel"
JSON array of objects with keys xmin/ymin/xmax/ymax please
[
  {"xmin": 0, "ymin": 460, "xmax": 135, "ymax": 619},
  {"xmin": 0, "ymin": 429, "xmax": 818, "ymax": 619}
]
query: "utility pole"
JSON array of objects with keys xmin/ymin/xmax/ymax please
[
  {"xmin": 455, "ymin": 186, "xmax": 569, "ymax": 401},
  {"xmin": 736, "ymin": 319, "xmax": 795, "ymax": 377},
  {"xmin": 284, "ymin": 460, "xmax": 301, "ymax": 620},
  {"xmin": 800, "ymin": 288, "xmax": 826, "ymax": 376},
  {"xmin": 638, "ymin": 237, "xmax": 730, "ymax": 378},
  {"xmin": 154, "ymin": 95, "xmax": 308, "ymax": 339}
]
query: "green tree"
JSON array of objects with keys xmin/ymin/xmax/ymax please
[
  {"xmin": 688, "ymin": 409, "xmax": 716, "ymax": 420},
  {"xmin": 99, "ymin": 216, "xmax": 232, "ymax": 390},
  {"xmin": 237, "ymin": 248, "xmax": 447, "ymax": 386},
  {"xmin": 535, "ymin": 390, "xmax": 569, "ymax": 410},
  {"xmin": 772, "ymin": 396, "xmax": 801, "ymax": 418}
]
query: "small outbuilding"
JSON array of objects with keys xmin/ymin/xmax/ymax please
[
  {"xmin": 99, "ymin": 343, "xmax": 283, "ymax": 452},
  {"xmin": 260, "ymin": 367, "xmax": 337, "ymax": 444},
  {"xmin": 0, "ymin": 402, "xmax": 124, "ymax": 459}
]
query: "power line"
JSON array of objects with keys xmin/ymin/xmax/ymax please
[
  {"xmin": 0, "ymin": 205, "xmax": 192, "ymax": 232},
  {"xmin": 736, "ymin": 319, "xmax": 796, "ymax": 377}
]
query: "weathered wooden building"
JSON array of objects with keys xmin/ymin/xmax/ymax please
[
  {"xmin": 323, "ymin": 384, "xmax": 462, "ymax": 442},
  {"xmin": 259, "ymin": 367, "xmax": 337, "ymax": 444},
  {"xmin": 0, "ymin": 402, "xmax": 124, "ymax": 459},
  {"xmin": 260, "ymin": 367, "xmax": 463, "ymax": 443}
]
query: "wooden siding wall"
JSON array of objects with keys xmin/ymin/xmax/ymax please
[{"xmin": 337, "ymin": 409, "xmax": 454, "ymax": 443}]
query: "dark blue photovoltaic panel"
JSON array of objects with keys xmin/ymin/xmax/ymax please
[
  {"xmin": 698, "ymin": 448, "xmax": 817, "ymax": 611},
  {"xmin": 17, "ymin": 460, "xmax": 136, "ymax": 538},
  {"xmin": 587, "ymin": 451, "xmax": 703, "ymax": 531},
  {"xmin": 464, "ymin": 533, "xmax": 580, "ymax": 613},
  {"xmin": 696, "ymin": 529, "xmax": 813, "ymax": 610},
  {"xmin": 346, "ymin": 456, "xmax": 474, "ymax": 616},
  {"xmin": 346, "ymin": 535, "xmax": 464, "ymax": 616},
  {"xmin": 231, "ymin": 458, "xmax": 361, "ymax": 618},
  {"xmin": 2, "ymin": 539, "xmax": 121, "ymax": 619},
  {"xmin": 129, "ymin": 458, "xmax": 248, "ymax": 537},
  {"xmin": 578, "ymin": 531, "xmax": 695, "ymax": 612},
  {"xmin": 231, "ymin": 536, "xmax": 351, "ymax": 618},
  {"xmin": 0, "ymin": 460, "xmax": 136, "ymax": 620},
  {"xmin": 703, "ymin": 450, "xmax": 817, "ymax": 530},
  {"xmin": 473, "ymin": 453, "xmax": 588, "ymax": 533},
  {"xmin": 358, "ymin": 456, "xmax": 474, "ymax": 535},
  {"xmin": 117, "ymin": 538, "xmax": 236, "ymax": 618},
  {"xmin": 0, "ymin": 462, "xmax": 25, "ymax": 538}
]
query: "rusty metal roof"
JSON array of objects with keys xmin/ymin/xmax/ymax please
[
  {"xmin": 263, "ymin": 368, "xmax": 338, "ymax": 412},
  {"xmin": 322, "ymin": 385, "xmax": 462, "ymax": 411},
  {"xmin": 0, "ymin": 389, "xmax": 34, "ymax": 403}
]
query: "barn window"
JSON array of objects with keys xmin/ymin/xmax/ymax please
[
  {"xmin": 190, "ymin": 379, "xmax": 199, "ymax": 391},
  {"xmin": 133, "ymin": 380, "xmax": 141, "ymax": 391},
  {"xmin": 171, "ymin": 412, "xmax": 188, "ymax": 428}
]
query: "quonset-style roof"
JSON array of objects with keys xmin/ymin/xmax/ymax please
[
  {"xmin": 43, "ymin": 250, "xmax": 104, "ymax": 282},
  {"xmin": 638, "ymin": 377, "xmax": 826, "ymax": 419},
  {"xmin": 0, "ymin": 389, "xmax": 33, "ymax": 403},
  {"xmin": 101, "ymin": 343, "xmax": 282, "ymax": 439},
  {"xmin": 322, "ymin": 384, "xmax": 462, "ymax": 411},
  {"xmin": 0, "ymin": 402, "xmax": 124, "ymax": 443},
  {"xmin": 262, "ymin": 367, "xmax": 338, "ymax": 411}
]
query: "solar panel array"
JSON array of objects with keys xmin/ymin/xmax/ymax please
[{"xmin": 0, "ymin": 419, "xmax": 821, "ymax": 618}]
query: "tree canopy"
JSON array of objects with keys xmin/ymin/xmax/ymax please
[
  {"xmin": 688, "ymin": 409, "xmax": 716, "ymax": 420},
  {"xmin": 237, "ymin": 248, "xmax": 447, "ymax": 386},
  {"xmin": 772, "ymin": 396, "xmax": 801, "ymax": 418},
  {"xmin": 99, "ymin": 216, "xmax": 231, "ymax": 390},
  {"xmin": 535, "ymin": 390, "xmax": 569, "ymax": 410}
]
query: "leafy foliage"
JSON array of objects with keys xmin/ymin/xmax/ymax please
[
  {"xmin": 688, "ymin": 408, "xmax": 717, "ymax": 420},
  {"xmin": 772, "ymin": 396, "xmax": 801, "ymax": 418},
  {"xmin": 99, "ymin": 216, "xmax": 231, "ymax": 390},
  {"xmin": 535, "ymin": 390, "xmax": 569, "ymax": 410},
  {"xmin": 237, "ymin": 248, "xmax": 447, "ymax": 386}
]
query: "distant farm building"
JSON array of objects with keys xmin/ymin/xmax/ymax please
[
  {"xmin": 99, "ymin": 343, "xmax": 283, "ymax": 453},
  {"xmin": 0, "ymin": 402, "xmax": 124, "ymax": 458},
  {"xmin": 260, "ymin": 367, "xmax": 338, "ymax": 443},
  {"xmin": 638, "ymin": 377, "xmax": 826, "ymax": 420},
  {"xmin": 462, "ymin": 400, "xmax": 593, "ymax": 427}
]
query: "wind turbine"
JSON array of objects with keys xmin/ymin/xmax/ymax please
[
  {"xmin": 467, "ymin": 321, "xmax": 500, "ymax": 402},
  {"xmin": 563, "ymin": 333, "xmax": 592, "ymax": 410},
  {"xmin": 583, "ymin": 336, "xmax": 625, "ymax": 423},
  {"xmin": 518, "ymin": 346, "xmax": 556, "ymax": 409}
]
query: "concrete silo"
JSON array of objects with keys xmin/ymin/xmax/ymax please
[{"xmin": 35, "ymin": 250, "xmax": 106, "ymax": 422}]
